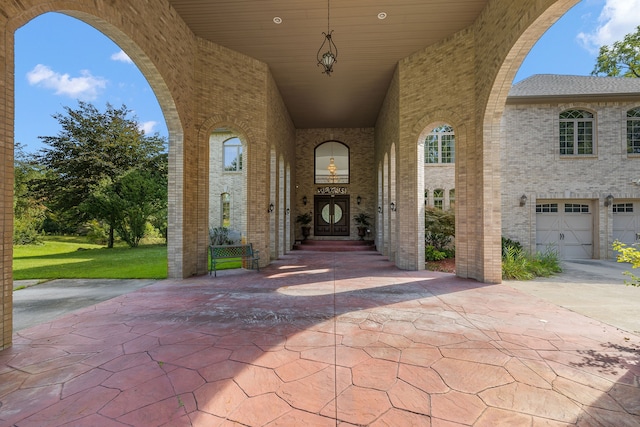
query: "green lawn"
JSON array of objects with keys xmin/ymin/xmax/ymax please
[
  {"xmin": 13, "ymin": 236, "xmax": 168, "ymax": 280},
  {"xmin": 13, "ymin": 236, "xmax": 243, "ymax": 280}
]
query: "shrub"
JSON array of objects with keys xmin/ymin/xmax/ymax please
[
  {"xmin": 425, "ymin": 245, "xmax": 447, "ymax": 261},
  {"xmin": 425, "ymin": 208, "xmax": 454, "ymax": 251},
  {"xmin": 612, "ymin": 240, "xmax": 640, "ymax": 287},
  {"xmin": 501, "ymin": 237, "xmax": 522, "ymax": 257},
  {"xmin": 83, "ymin": 220, "xmax": 109, "ymax": 245},
  {"xmin": 502, "ymin": 243, "xmax": 561, "ymax": 280},
  {"xmin": 209, "ymin": 227, "xmax": 240, "ymax": 245},
  {"xmin": 13, "ymin": 215, "xmax": 42, "ymax": 245}
]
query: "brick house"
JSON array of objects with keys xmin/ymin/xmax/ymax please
[{"xmin": 424, "ymin": 74, "xmax": 640, "ymax": 260}]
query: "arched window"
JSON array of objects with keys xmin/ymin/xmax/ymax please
[
  {"xmin": 627, "ymin": 107, "xmax": 640, "ymax": 154},
  {"xmin": 425, "ymin": 125, "xmax": 455, "ymax": 164},
  {"xmin": 315, "ymin": 141, "xmax": 349, "ymax": 184},
  {"xmin": 223, "ymin": 137, "xmax": 243, "ymax": 171},
  {"xmin": 433, "ymin": 189, "xmax": 444, "ymax": 210},
  {"xmin": 559, "ymin": 109, "xmax": 594, "ymax": 156},
  {"xmin": 221, "ymin": 193, "xmax": 230, "ymax": 227}
]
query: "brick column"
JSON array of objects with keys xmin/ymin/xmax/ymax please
[{"xmin": 0, "ymin": 28, "xmax": 14, "ymax": 349}]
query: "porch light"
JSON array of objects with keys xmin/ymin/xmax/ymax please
[
  {"xmin": 604, "ymin": 194, "xmax": 614, "ymax": 207},
  {"xmin": 390, "ymin": 202, "xmax": 396, "ymax": 212},
  {"xmin": 317, "ymin": 0, "xmax": 337, "ymax": 75},
  {"xmin": 519, "ymin": 194, "xmax": 527, "ymax": 207},
  {"xmin": 303, "ymin": 195, "xmax": 308, "ymax": 205},
  {"xmin": 268, "ymin": 203, "xmax": 274, "ymax": 213},
  {"xmin": 356, "ymin": 195, "xmax": 361, "ymax": 205}
]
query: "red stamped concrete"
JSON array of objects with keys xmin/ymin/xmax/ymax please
[{"xmin": 1, "ymin": 250, "xmax": 639, "ymax": 426}]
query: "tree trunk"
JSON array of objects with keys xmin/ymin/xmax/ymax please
[{"xmin": 108, "ymin": 225, "xmax": 114, "ymax": 248}]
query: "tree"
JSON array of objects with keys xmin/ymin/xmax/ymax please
[
  {"xmin": 83, "ymin": 167, "xmax": 167, "ymax": 248},
  {"xmin": 34, "ymin": 102, "xmax": 167, "ymax": 247},
  {"xmin": 13, "ymin": 143, "xmax": 46, "ymax": 244},
  {"xmin": 592, "ymin": 25, "xmax": 640, "ymax": 78}
]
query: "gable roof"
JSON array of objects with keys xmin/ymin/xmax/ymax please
[{"xmin": 508, "ymin": 74, "xmax": 640, "ymax": 103}]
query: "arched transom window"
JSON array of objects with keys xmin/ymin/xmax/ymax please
[
  {"xmin": 627, "ymin": 107, "xmax": 640, "ymax": 154},
  {"xmin": 315, "ymin": 141, "xmax": 349, "ymax": 184},
  {"xmin": 223, "ymin": 137, "xmax": 243, "ymax": 171},
  {"xmin": 425, "ymin": 125, "xmax": 455, "ymax": 164},
  {"xmin": 559, "ymin": 109, "xmax": 594, "ymax": 156}
]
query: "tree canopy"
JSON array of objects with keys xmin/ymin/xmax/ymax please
[{"xmin": 592, "ymin": 25, "xmax": 640, "ymax": 78}]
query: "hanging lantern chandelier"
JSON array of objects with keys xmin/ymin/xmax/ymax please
[{"xmin": 317, "ymin": 0, "xmax": 337, "ymax": 75}]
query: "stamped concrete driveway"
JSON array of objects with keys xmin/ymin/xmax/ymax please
[{"xmin": 2, "ymin": 253, "xmax": 639, "ymax": 426}]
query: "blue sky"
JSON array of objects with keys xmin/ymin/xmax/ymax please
[
  {"xmin": 15, "ymin": 13, "xmax": 167, "ymax": 153},
  {"xmin": 14, "ymin": 0, "xmax": 640, "ymax": 153}
]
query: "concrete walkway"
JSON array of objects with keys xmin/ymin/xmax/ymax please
[
  {"xmin": 507, "ymin": 259, "xmax": 640, "ymax": 335},
  {"xmin": 1, "ymin": 251, "xmax": 639, "ymax": 426}
]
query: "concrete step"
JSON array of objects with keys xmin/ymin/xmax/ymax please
[{"xmin": 293, "ymin": 239, "xmax": 376, "ymax": 252}]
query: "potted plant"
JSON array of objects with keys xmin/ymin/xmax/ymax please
[
  {"xmin": 353, "ymin": 212, "xmax": 371, "ymax": 240},
  {"xmin": 296, "ymin": 212, "xmax": 312, "ymax": 240}
]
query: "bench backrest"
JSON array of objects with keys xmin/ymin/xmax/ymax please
[{"xmin": 210, "ymin": 244, "xmax": 253, "ymax": 258}]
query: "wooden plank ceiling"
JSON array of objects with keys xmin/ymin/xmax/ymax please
[{"xmin": 168, "ymin": 0, "xmax": 489, "ymax": 128}]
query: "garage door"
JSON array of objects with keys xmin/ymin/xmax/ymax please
[
  {"xmin": 613, "ymin": 201, "xmax": 640, "ymax": 247},
  {"xmin": 536, "ymin": 201, "xmax": 593, "ymax": 259}
]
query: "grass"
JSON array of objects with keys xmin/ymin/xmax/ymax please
[
  {"xmin": 13, "ymin": 236, "xmax": 168, "ymax": 280},
  {"xmin": 13, "ymin": 236, "xmax": 244, "ymax": 280}
]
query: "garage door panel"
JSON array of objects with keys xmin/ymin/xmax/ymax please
[
  {"xmin": 536, "ymin": 201, "xmax": 592, "ymax": 259},
  {"xmin": 613, "ymin": 202, "xmax": 639, "ymax": 248}
]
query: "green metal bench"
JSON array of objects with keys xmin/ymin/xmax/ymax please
[{"xmin": 209, "ymin": 244, "xmax": 260, "ymax": 277}]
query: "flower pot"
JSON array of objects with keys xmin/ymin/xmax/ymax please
[
  {"xmin": 301, "ymin": 226, "xmax": 311, "ymax": 240},
  {"xmin": 357, "ymin": 226, "xmax": 367, "ymax": 240}
]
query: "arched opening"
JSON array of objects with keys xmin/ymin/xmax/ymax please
[
  {"xmin": 208, "ymin": 131, "xmax": 247, "ymax": 241},
  {"xmin": 12, "ymin": 11, "xmax": 181, "ymax": 273}
]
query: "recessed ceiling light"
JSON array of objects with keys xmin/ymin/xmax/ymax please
[
  {"xmin": 377, "ymin": 12, "xmax": 387, "ymax": 20},
  {"xmin": 273, "ymin": 16, "xmax": 282, "ymax": 24}
]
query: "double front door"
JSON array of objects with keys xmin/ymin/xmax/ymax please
[{"xmin": 314, "ymin": 195, "xmax": 350, "ymax": 236}]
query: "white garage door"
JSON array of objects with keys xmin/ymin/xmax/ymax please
[
  {"xmin": 536, "ymin": 201, "xmax": 593, "ymax": 259},
  {"xmin": 613, "ymin": 202, "xmax": 640, "ymax": 247}
]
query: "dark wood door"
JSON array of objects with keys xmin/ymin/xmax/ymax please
[{"xmin": 314, "ymin": 195, "xmax": 350, "ymax": 236}]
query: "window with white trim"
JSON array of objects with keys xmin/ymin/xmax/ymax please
[
  {"xmin": 221, "ymin": 193, "xmax": 230, "ymax": 227},
  {"xmin": 613, "ymin": 203, "xmax": 633, "ymax": 213},
  {"xmin": 425, "ymin": 125, "xmax": 455, "ymax": 164},
  {"xmin": 564, "ymin": 203, "xmax": 589, "ymax": 213},
  {"xmin": 223, "ymin": 137, "xmax": 243, "ymax": 171},
  {"xmin": 433, "ymin": 189, "xmax": 444, "ymax": 210},
  {"xmin": 627, "ymin": 107, "xmax": 640, "ymax": 154},
  {"xmin": 559, "ymin": 109, "xmax": 594, "ymax": 156},
  {"xmin": 536, "ymin": 203, "xmax": 558, "ymax": 213}
]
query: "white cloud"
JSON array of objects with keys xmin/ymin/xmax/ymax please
[
  {"xmin": 577, "ymin": 0, "xmax": 640, "ymax": 53},
  {"xmin": 26, "ymin": 64, "xmax": 107, "ymax": 100},
  {"xmin": 111, "ymin": 50, "xmax": 133, "ymax": 64},
  {"xmin": 139, "ymin": 121, "xmax": 157, "ymax": 134}
]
